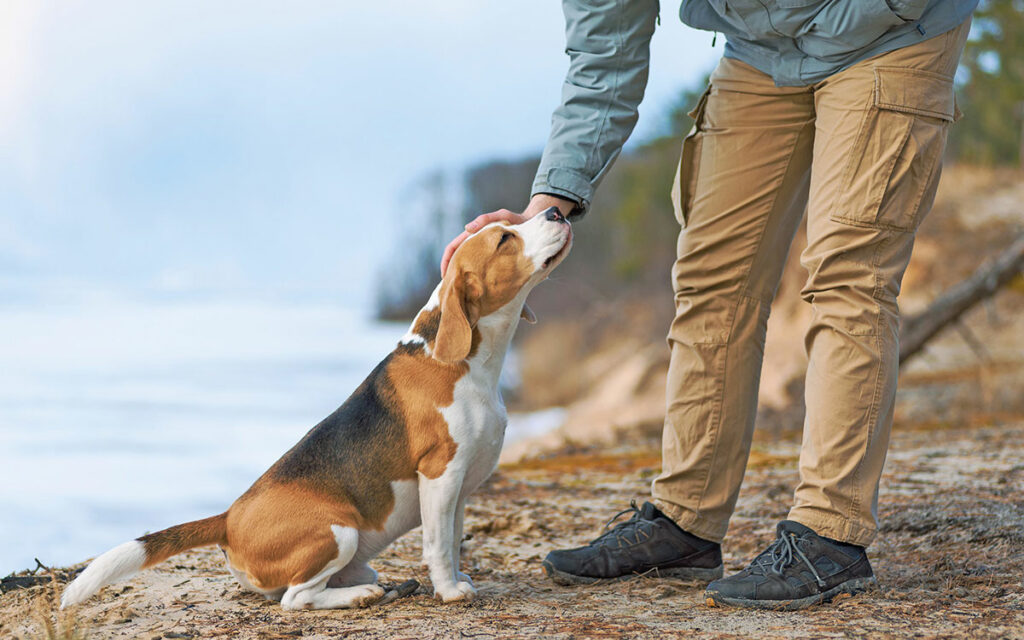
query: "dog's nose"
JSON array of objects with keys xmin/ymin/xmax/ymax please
[{"xmin": 544, "ymin": 206, "xmax": 565, "ymax": 223}]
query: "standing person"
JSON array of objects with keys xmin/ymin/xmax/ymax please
[{"xmin": 441, "ymin": 0, "xmax": 976, "ymax": 610}]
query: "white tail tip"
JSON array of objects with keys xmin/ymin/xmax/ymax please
[{"xmin": 60, "ymin": 541, "xmax": 146, "ymax": 609}]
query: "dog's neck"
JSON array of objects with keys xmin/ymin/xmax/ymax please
[
  {"xmin": 399, "ymin": 282, "xmax": 530, "ymax": 387},
  {"xmin": 469, "ymin": 295, "xmax": 526, "ymax": 385}
]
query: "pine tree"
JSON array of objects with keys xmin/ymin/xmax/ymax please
[{"xmin": 949, "ymin": 0, "xmax": 1024, "ymax": 166}]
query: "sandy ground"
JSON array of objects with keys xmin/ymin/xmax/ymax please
[{"xmin": 3, "ymin": 421, "xmax": 1023, "ymax": 640}]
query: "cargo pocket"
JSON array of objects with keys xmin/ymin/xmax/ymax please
[
  {"xmin": 670, "ymin": 86, "xmax": 711, "ymax": 228},
  {"xmin": 830, "ymin": 67, "xmax": 955, "ymax": 232}
]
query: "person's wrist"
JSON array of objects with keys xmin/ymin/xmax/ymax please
[{"xmin": 525, "ymin": 193, "xmax": 576, "ymax": 218}]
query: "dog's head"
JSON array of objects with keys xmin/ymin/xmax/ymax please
[{"xmin": 433, "ymin": 208, "xmax": 572, "ymax": 363}]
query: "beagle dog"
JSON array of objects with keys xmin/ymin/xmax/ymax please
[{"xmin": 61, "ymin": 208, "xmax": 572, "ymax": 611}]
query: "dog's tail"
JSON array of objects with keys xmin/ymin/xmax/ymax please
[{"xmin": 60, "ymin": 513, "xmax": 227, "ymax": 609}]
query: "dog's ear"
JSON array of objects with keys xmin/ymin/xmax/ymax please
[
  {"xmin": 434, "ymin": 270, "xmax": 481, "ymax": 363},
  {"xmin": 520, "ymin": 302, "xmax": 537, "ymax": 324}
]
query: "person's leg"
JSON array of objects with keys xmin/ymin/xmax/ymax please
[
  {"xmin": 652, "ymin": 56, "xmax": 816, "ymax": 543},
  {"xmin": 791, "ymin": 18, "xmax": 970, "ymax": 546},
  {"xmin": 705, "ymin": 19, "xmax": 970, "ymax": 610},
  {"xmin": 542, "ymin": 56, "xmax": 816, "ymax": 584}
]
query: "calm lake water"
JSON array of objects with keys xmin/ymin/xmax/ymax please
[{"xmin": 0, "ymin": 296, "xmax": 555, "ymax": 575}]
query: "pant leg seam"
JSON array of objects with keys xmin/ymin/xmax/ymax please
[
  {"xmin": 850, "ymin": 232, "xmax": 891, "ymax": 527},
  {"xmin": 692, "ymin": 328, "xmax": 733, "ymax": 518}
]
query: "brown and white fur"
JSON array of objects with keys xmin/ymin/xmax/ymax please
[{"xmin": 61, "ymin": 209, "xmax": 572, "ymax": 611}]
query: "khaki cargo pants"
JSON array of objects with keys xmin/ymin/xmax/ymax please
[{"xmin": 651, "ymin": 21, "xmax": 970, "ymax": 547}]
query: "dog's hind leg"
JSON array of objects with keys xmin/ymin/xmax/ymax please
[
  {"xmin": 220, "ymin": 547, "xmax": 286, "ymax": 601},
  {"xmin": 280, "ymin": 526, "xmax": 384, "ymax": 610},
  {"xmin": 327, "ymin": 562, "xmax": 378, "ymax": 588}
]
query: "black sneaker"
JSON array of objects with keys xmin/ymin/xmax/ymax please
[
  {"xmin": 542, "ymin": 500, "xmax": 723, "ymax": 585},
  {"xmin": 704, "ymin": 520, "xmax": 878, "ymax": 610}
]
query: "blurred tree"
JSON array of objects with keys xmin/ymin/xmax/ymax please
[
  {"xmin": 374, "ymin": 170, "xmax": 456, "ymax": 320},
  {"xmin": 949, "ymin": 0, "xmax": 1024, "ymax": 166},
  {"xmin": 605, "ymin": 74, "xmax": 711, "ymax": 282},
  {"xmin": 665, "ymin": 74, "xmax": 711, "ymax": 139},
  {"xmin": 461, "ymin": 158, "xmax": 539, "ymax": 217}
]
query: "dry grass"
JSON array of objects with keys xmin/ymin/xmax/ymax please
[{"xmin": 19, "ymin": 579, "xmax": 89, "ymax": 640}]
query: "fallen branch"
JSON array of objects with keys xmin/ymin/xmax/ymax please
[
  {"xmin": 1, "ymin": 563, "xmax": 83, "ymax": 594},
  {"xmin": 899, "ymin": 233, "xmax": 1024, "ymax": 365}
]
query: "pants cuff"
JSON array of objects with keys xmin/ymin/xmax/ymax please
[
  {"xmin": 787, "ymin": 507, "xmax": 877, "ymax": 547},
  {"xmin": 652, "ymin": 498, "xmax": 728, "ymax": 544}
]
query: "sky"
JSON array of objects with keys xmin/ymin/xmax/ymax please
[{"xmin": 0, "ymin": 1, "xmax": 722, "ymax": 310}]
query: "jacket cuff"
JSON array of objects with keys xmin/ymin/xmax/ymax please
[{"xmin": 531, "ymin": 168, "xmax": 593, "ymax": 216}]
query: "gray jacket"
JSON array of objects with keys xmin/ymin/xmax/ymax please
[{"xmin": 532, "ymin": 0, "xmax": 977, "ymax": 215}]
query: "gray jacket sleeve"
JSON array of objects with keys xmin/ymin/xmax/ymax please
[{"xmin": 531, "ymin": 0, "xmax": 659, "ymax": 215}]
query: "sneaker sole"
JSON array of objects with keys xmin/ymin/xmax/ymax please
[
  {"xmin": 543, "ymin": 560, "xmax": 724, "ymax": 586},
  {"xmin": 704, "ymin": 576, "xmax": 878, "ymax": 611}
]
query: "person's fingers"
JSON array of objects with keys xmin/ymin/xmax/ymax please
[
  {"xmin": 442, "ymin": 208, "xmax": 528, "ymax": 275},
  {"xmin": 464, "ymin": 209, "xmax": 524, "ymax": 233},
  {"xmin": 440, "ymin": 238, "xmax": 458, "ymax": 275},
  {"xmin": 464, "ymin": 212, "xmax": 503, "ymax": 233},
  {"xmin": 440, "ymin": 230, "xmax": 471, "ymax": 276}
]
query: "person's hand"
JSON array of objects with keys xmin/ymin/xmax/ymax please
[{"xmin": 440, "ymin": 194, "xmax": 575, "ymax": 276}]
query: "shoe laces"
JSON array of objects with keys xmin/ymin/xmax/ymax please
[
  {"xmin": 752, "ymin": 532, "xmax": 827, "ymax": 588},
  {"xmin": 591, "ymin": 499, "xmax": 653, "ymax": 548}
]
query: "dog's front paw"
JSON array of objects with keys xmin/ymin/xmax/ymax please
[{"xmin": 434, "ymin": 580, "xmax": 477, "ymax": 603}]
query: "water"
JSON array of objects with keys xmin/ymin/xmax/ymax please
[
  {"xmin": 0, "ymin": 295, "xmax": 563, "ymax": 575},
  {"xmin": 0, "ymin": 296, "xmax": 403, "ymax": 575}
]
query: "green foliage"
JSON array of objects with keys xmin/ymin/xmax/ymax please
[
  {"xmin": 604, "ymin": 75, "xmax": 710, "ymax": 281},
  {"xmin": 603, "ymin": 139, "xmax": 678, "ymax": 280},
  {"xmin": 949, "ymin": 0, "xmax": 1024, "ymax": 166}
]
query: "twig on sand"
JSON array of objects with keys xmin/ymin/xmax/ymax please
[{"xmin": 377, "ymin": 579, "xmax": 421, "ymax": 605}]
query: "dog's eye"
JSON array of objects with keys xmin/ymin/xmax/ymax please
[{"xmin": 497, "ymin": 232, "xmax": 513, "ymax": 247}]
